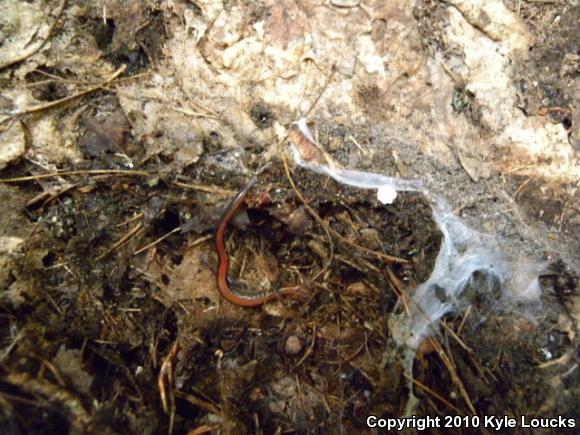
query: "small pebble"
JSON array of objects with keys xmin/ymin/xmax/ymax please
[
  {"xmin": 285, "ymin": 335, "xmax": 303, "ymax": 355},
  {"xmin": 358, "ymin": 228, "xmax": 381, "ymax": 250},
  {"xmin": 285, "ymin": 207, "xmax": 312, "ymax": 235}
]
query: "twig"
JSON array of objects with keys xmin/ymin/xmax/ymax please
[
  {"xmin": 348, "ymin": 135, "xmax": 369, "ymax": 156},
  {"xmin": 456, "ymin": 306, "xmax": 472, "ymax": 336},
  {"xmin": 0, "ymin": 0, "xmax": 68, "ymax": 71},
  {"xmin": 513, "ymin": 178, "xmax": 531, "ymax": 199},
  {"xmin": 403, "ymin": 373, "xmax": 463, "ymax": 415},
  {"xmin": 116, "ymin": 212, "xmax": 145, "ymax": 228},
  {"xmin": 558, "ymin": 198, "xmax": 570, "ymax": 233},
  {"xmin": 173, "ymin": 181, "xmax": 236, "ymax": 196},
  {"xmin": 303, "ymin": 65, "xmax": 336, "ymax": 117},
  {"xmin": 335, "ymin": 254, "xmax": 378, "ymax": 274},
  {"xmin": 441, "ymin": 320, "xmax": 473, "ymax": 354},
  {"xmin": 190, "ymin": 100, "xmax": 222, "ymax": 119},
  {"xmin": 168, "ymin": 106, "xmax": 221, "ymax": 120},
  {"xmin": 159, "ymin": 342, "xmax": 180, "ymax": 435},
  {"xmin": 428, "ymin": 337, "xmax": 476, "ymax": 415},
  {"xmin": 97, "ymin": 221, "xmax": 144, "ymax": 260},
  {"xmin": 174, "ymin": 391, "xmax": 221, "ymax": 415},
  {"xmin": 0, "ymin": 168, "xmax": 148, "ymax": 183},
  {"xmin": 44, "ymin": 183, "xmax": 80, "ymax": 207},
  {"xmin": 524, "ymin": 0, "xmax": 562, "ymax": 4},
  {"xmin": 384, "ymin": 266, "xmax": 411, "ymax": 315},
  {"xmin": 342, "ymin": 343, "xmax": 366, "ymax": 365},
  {"xmin": 186, "ymin": 234, "xmax": 213, "ymax": 248},
  {"xmin": 0, "ymin": 392, "xmax": 45, "ymax": 408},
  {"xmin": 293, "ymin": 323, "xmax": 317, "ymax": 369},
  {"xmin": 0, "ymin": 327, "xmax": 26, "ymax": 363},
  {"xmin": 308, "ymin": 212, "xmax": 334, "ymax": 284},
  {"xmin": 29, "ymin": 354, "xmax": 67, "ymax": 388},
  {"xmin": 186, "ymin": 425, "xmax": 220, "ymax": 435},
  {"xmin": 1, "ymin": 64, "xmax": 126, "ymax": 124},
  {"xmin": 294, "ymin": 374, "xmax": 308, "ymax": 425},
  {"xmin": 536, "ymin": 350, "xmax": 573, "ymax": 369},
  {"xmin": 134, "ymin": 227, "xmax": 181, "ymax": 255},
  {"xmin": 29, "ymin": 68, "xmax": 84, "ymax": 85},
  {"xmin": 25, "ymin": 183, "xmax": 80, "ymax": 209},
  {"xmin": 3, "ymin": 372, "xmax": 90, "ymax": 431}
]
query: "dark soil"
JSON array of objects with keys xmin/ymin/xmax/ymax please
[{"xmin": 0, "ymin": 153, "xmax": 443, "ymax": 433}]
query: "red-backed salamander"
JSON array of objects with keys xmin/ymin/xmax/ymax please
[{"xmin": 214, "ymin": 179, "xmax": 303, "ymax": 307}]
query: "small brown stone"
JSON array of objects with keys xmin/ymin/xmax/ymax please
[
  {"xmin": 284, "ymin": 207, "xmax": 312, "ymax": 235},
  {"xmin": 359, "ymin": 228, "xmax": 382, "ymax": 250}
]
